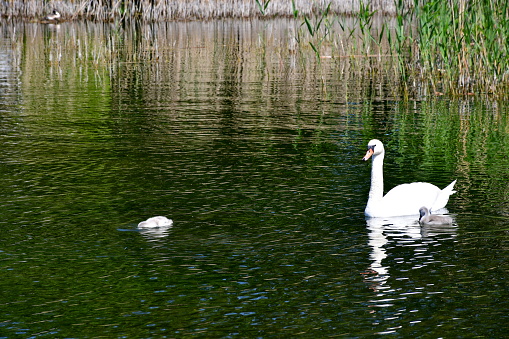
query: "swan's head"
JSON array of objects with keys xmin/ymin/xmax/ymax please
[
  {"xmin": 362, "ymin": 139, "xmax": 384, "ymax": 161},
  {"xmin": 419, "ymin": 206, "xmax": 429, "ymax": 220}
]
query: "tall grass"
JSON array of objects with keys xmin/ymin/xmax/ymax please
[
  {"xmin": 3, "ymin": 0, "xmax": 509, "ymax": 97},
  {"xmin": 256, "ymin": 0, "xmax": 509, "ymax": 97},
  {"xmin": 392, "ymin": 0, "xmax": 509, "ymax": 96},
  {"xmin": 293, "ymin": 0, "xmax": 509, "ymax": 97},
  {"xmin": 1, "ymin": 0, "xmax": 402, "ymax": 21}
]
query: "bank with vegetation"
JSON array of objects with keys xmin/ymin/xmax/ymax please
[
  {"xmin": 2, "ymin": 0, "xmax": 402, "ymax": 21},
  {"xmin": 2, "ymin": 0, "xmax": 508, "ymax": 97}
]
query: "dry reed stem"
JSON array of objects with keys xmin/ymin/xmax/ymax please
[{"xmin": 1, "ymin": 0, "xmax": 408, "ymax": 21}]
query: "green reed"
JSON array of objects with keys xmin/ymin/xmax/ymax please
[
  {"xmin": 393, "ymin": 0, "xmax": 509, "ymax": 96},
  {"xmin": 302, "ymin": 2, "xmax": 331, "ymax": 59},
  {"xmin": 5, "ymin": 0, "xmax": 508, "ymax": 97},
  {"xmin": 254, "ymin": 0, "xmax": 509, "ymax": 97},
  {"xmin": 255, "ymin": 0, "xmax": 272, "ymax": 16}
]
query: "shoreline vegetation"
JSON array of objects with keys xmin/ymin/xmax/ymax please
[
  {"xmin": 1, "ymin": 1, "xmax": 403, "ymax": 21},
  {"xmin": 2, "ymin": 0, "xmax": 508, "ymax": 98}
]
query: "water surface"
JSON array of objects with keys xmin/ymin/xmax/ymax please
[{"xmin": 0, "ymin": 20, "xmax": 508, "ymax": 338}]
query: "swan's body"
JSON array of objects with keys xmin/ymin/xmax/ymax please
[
  {"xmin": 362, "ymin": 139, "xmax": 456, "ymax": 218},
  {"xmin": 419, "ymin": 206, "xmax": 453, "ymax": 225},
  {"xmin": 138, "ymin": 216, "xmax": 173, "ymax": 228}
]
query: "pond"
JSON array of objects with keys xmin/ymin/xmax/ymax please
[{"xmin": 0, "ymin": 19, "xmax": 508, "ymax": 338}]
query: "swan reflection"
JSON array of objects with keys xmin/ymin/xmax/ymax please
[
  {"xmin": 138, "ymin": 226, "xmax": 172, "ymax": 239},
  {"xmin": 364, "ymin": 212, "xmax": 457, "ymax": 293},
  {"xmin": 420, "ymin": 222, "xmax": 458, "ymax": 239}
]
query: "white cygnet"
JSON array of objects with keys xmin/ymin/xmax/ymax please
[
  {"xmin": 138, "ymin": 216, "xmax": 173, "ymax": 228},
  {"xmin": 419, "ymin": 207, "xmax": 453, "ymax": 225}
]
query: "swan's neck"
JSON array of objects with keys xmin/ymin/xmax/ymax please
[{"xmin": 368, "ymin": 153, "xmax": 384, "ymax": 202}]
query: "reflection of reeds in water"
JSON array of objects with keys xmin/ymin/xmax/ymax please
[
  {"xmin": 3, "ymin": 20, "xmax": 509, "ymax": 203},
  {"xmin": 2, "ymin": 19, "xmax": 400, "ymax": 104},
  {"xmin": 5, "ymin": 22, "xmax": 114, "ymax": 85},
  {"xmin": 1, "ymin": 18, "xmax": 404, "ymax": 155},
  {"xmin": 7, "ymin": 13, "xmax": 509, "ymax": 105},
  {"xmin": 4, "ymin": 1, "xmax": 509, "ymax": 97}
]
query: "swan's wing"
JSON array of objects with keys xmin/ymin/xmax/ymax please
[
  {"xmin": 138, "ymin": 221, "xmax": 150, "ymax": 228},
  {"xmin": 150, "ymin": 216, "xmax": 173, "ymax": 226},
  {"xmin": 138, "ymin": 216, "xmax": 173, "ymax": 228},
  {"xmin": 384, "ymin": 182, "xmax": 440, "ymax": 202},
  {"xmin": 430, "ymin": 180, "xmax": 457, "ymax": 211},
  {"xmin": 381, "ymin": 182, "xmax": 441, "ymax": 216}
]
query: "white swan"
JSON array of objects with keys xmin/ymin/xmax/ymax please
[
  {"xmin": 138, "ymin": 216, "xmax": 173, "ymax": 228},
  {"xmin": 42, "ymin": 10, "xmax": 61, "ymax": 22},
  {"xmin": 362, "ymin": 139, "xmax": 456, "ymax": 218},
  {"xmin": 419, "ymin": 206, "xmax": 453, "ymax": 225}
]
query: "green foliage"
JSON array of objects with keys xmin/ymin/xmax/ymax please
[
  {"xmin": 391, "ymin": 0, "xmax": 509, "ymax": 96},
  {"xmin": 300, "ymin": 3, "xmax": 331, "ymax": 59},
  {"xmin": 291, "ymin": 0, "xmax": 299, "ymax": 18},
  {"xmin": 255, "ymin": 0, "xmax": 272, "ymax": 16}
]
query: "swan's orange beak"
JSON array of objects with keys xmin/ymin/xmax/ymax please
[{"xmin": 362, "ymin": 148, "xmax": 374, "ymax": 161}]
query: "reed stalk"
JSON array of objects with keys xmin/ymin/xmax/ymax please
[
  {"xmin": 3, "ymin": 0, "xmax": 508, "ymax": 97},
  {"xmin": 391, "ymin": 0, "xmax": 509, "ymax": 96},
  {"xmin": 1, "ymin": 0, "xmax": 404, "ymax": 21}
]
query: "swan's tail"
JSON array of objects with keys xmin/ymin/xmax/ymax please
[{"xmin": 431, "ymin": 179, "xmax": 457, "ymax": 211}]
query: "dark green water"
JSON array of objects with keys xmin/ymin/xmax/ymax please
[{"xmin": 0, "ymin": 20, "xmax": 508, "ymax": 338}]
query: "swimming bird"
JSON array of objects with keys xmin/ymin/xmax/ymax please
[
  {"xmin": 362, "ymin": 139, "xmax": 456, "ymax": 217},
  {"xmin": 138, "ymin": 216, "xmax": 173, "ymax": 228},
  {"xmin": 42, "ymin": 10, "xmax": 61, "ymax": 22},
  {"xmin": 419, "ymin": 206, "xmax": 453, "ymax": 225}
]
